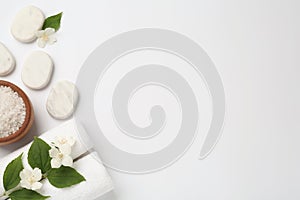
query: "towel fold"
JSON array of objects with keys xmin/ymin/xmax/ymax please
[{"xmin": 0, "ymin": 120, "xmax": 113, "ymax": 200}]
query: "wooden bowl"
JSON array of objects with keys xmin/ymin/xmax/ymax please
[{"xmin": 0, "ymin": 80, "xmax": 34, "ymax": 146}]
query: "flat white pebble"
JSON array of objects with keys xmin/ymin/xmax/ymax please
[
  {"xmin": 0, "ymin": 42, "xmax": 15, "ymax": 76},
  {"xmin": 11, "ymin": 5, "xmax": 45, "ymax": 43},
  {"xmin": 22, "ymin": 51, "xmax": 54, "ymax": 90},
  {"xmin": 46, "ymin": 81, "xmax": 79, "ymax": 120}
]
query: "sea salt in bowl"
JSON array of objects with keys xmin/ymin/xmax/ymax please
[{"xmin": 0, "ymin": 80, "xmax": 34, "ymax": 146}]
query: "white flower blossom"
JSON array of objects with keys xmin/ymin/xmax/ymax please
[
  {"xmin": 36, "ymin": 28, "xmax": 57, "ymax": 48},
  {"xmin": 19, "ymin": 168, "xmax": 43, "ymax": 190},
  {"xmin": 53, "ymin": 136, "xmax": 75, "ymax": 149},
  {"xmin": 49, "ymin": 145, "xmax": 73, "ymax": 168}
]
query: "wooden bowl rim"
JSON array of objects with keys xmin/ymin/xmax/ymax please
[{"xmin": 0, "ymin": 80, "xmax": 32, "ymax": 143}]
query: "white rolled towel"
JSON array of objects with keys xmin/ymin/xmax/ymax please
[
  {"xmin": 0, "ymin": 120, "xmax": 92, "ymax": 174},
  {"xmin": 40, "ymin": 152, "xmax": 114, "ymax": 200},
  {"xmin": 0, "ymin": 120, "xmax": 113, "ymax": 199}
]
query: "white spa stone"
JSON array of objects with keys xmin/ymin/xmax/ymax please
[
  {"xmin": 47, "ymin": 81, "xmax": 79, "ymax": 120},
  {"xmin": 22, "ymin": 51, "xmax": 54, "ymax": 90},
  {"xmin": 11, "ymin": 5, "xmax": 45, "ymax": 43},
  {"xmin": 0, "ymin": 42, "xmax": 15, "ymax": 76}
]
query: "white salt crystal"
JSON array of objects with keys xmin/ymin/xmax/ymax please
[{"xmin": 0, "ymin": 86, "xmax": 26, "ymax": 138}]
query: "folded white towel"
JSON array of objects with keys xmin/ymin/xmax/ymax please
[
  {"xmin": 0, "ymin": 120, "xmax": 113, "ymax": 200},
  {"xmin": 0, "ymin": 120, "xmax": 92, "ymax": 171},
  {"xmin": 40, "ymin": 152, "xmax": 114, "ymax": 200}
]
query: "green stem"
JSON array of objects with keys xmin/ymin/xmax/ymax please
[
  {"xmin": 2, "ymin": 185, "xmax": 22, "ymax": 199},
  {"xmin": 0, "ymin": 191, "xmax": 6, "ymax": 197},
  {"xmin": 42, "ymin": 173, "xmax": 48, "ymax": 179},
  {"xmin": 0, "ymin": 192, "xmax": 8, "ymax": 200}
]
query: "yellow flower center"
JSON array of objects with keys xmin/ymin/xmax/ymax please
[
  {"xmin": 42, "ymin": 34, "xmax": 49, "ymax": 41},
  {"xmin": 58, "ymin": 153, "xmax": 64, "ymax": 159},
  {"xmin": 60, "ymin": 139, "xmax": 67, "ymax": 144},
  {"xmin": 28, "ymin": 177, "xmax": 35, "ymax": 184}
]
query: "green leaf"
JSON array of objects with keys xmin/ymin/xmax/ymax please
[
  {"xmin": 9, "ymin": 189, "xmax": 49, "ymax": 200},
  {"xmin": 3, "ymin": 154, "xmax": 24, "ymax": 191},
  {"xmin": 28, "ymin": 137, "xmax": 51, "ymax": 174},
  {"xmin": 42, "ymin": 12, "xmax": 63, "ymax": 31},
  {"xmin": 47, "ymin": 166, "xmax": 86, "ymax": 188}
]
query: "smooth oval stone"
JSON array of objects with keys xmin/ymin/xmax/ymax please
[
  {"xmin": 22, "ymin": 51, "xmax": 53, "ymax": 90},
  {"xmin": 11, "ymin": 5, "xmax": 44, "ymax": 43},
  {"xmin": 46, "ymin": 81, "xmax": 79, "ymax": 120},
  {"xmin": 0, "ymin": 42, "xmax": 15, "ymax": 76}
]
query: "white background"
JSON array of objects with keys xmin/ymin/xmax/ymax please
[{"xmin": 1, "ymin": 0, "xmax": 300, "ymax": 199}]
